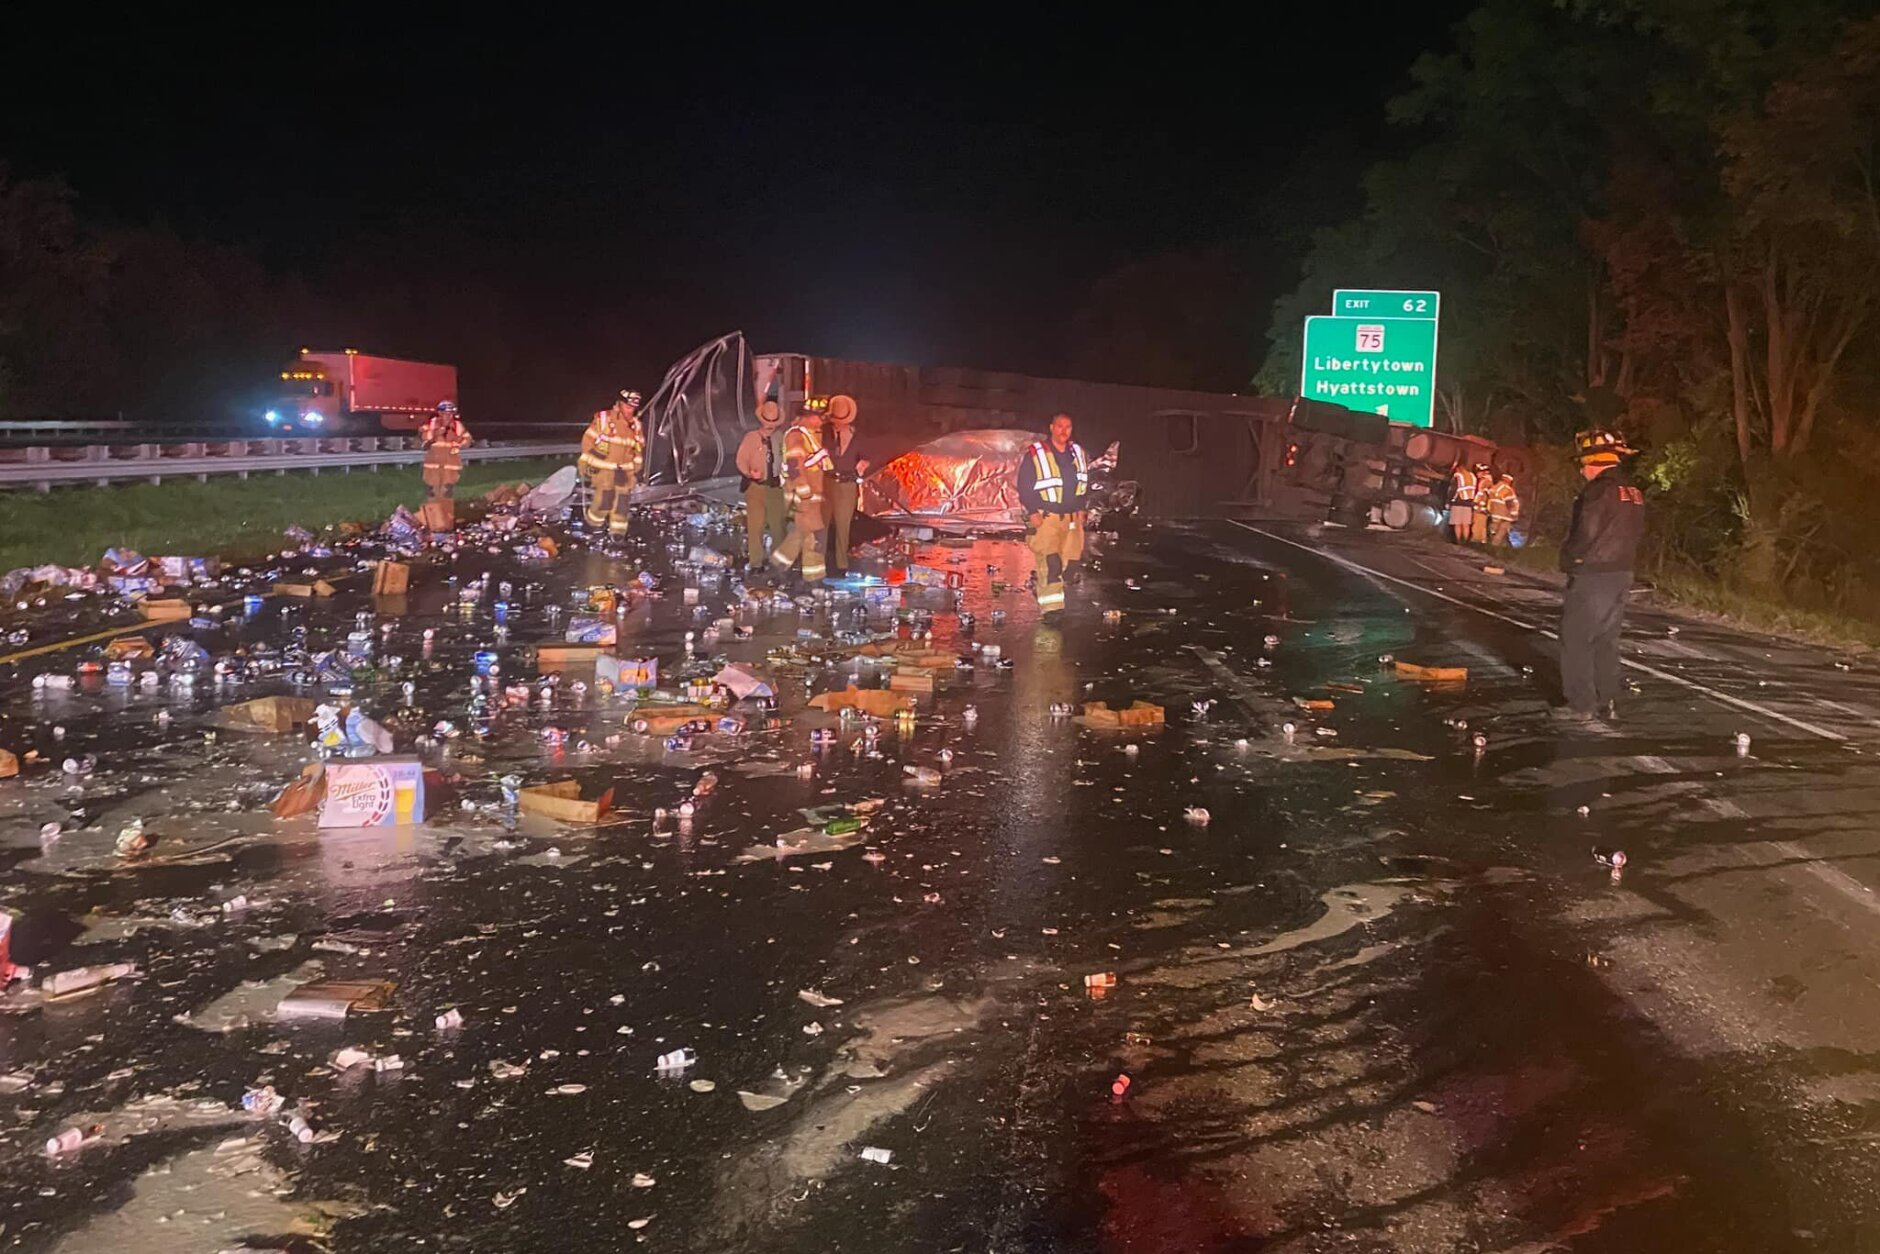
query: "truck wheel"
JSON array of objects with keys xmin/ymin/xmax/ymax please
[{"xmin": 1381, "ymin": 499, "xmax": 1413, "ymax": 530}]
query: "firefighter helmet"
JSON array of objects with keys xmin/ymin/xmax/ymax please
[
  {"xmin": 1574, "ymin": 429, "xmax": 1634, "ymax": 463},
  {"xmin": 436, "ymin": 399, "xmax": 457, "ymax": 415},
  {"xmin": 618, "ymin": 390, "xmax": 643, "ymax": 409}
]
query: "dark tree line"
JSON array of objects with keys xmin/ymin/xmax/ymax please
[{"xmin": 1259, "ymin": 0, "xmax": 1880, "ymax": 611}]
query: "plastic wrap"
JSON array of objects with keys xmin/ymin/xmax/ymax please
[
  {"xmin": 639, "ymin": 332, "xmax": 756, "ymax": 489},
  {"xmin": 861, "ymin": 431, "xmax": 1126, "ymax": 531}
]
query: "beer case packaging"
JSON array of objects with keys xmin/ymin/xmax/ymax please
[
  {"xmin": 420, "ymin": 499, "xmax": 455, "ymax": 531},
  {"xmin": 104, "ymin": 636, "xmax": 154, "ymax": 661},
  {"xmin": 318, "ymin": 756, "xmax": 426, "ymax": 828},
  {"xmin": 565, "ymin": 617, "xmax": 617, "ymax": 646},
  {"xmin": 597, "ymin": 655, "xmax": 658, "ymax": 690},
  {"xmin": 371, "ymin": 560, "xmax": 411, "ymax": 596}
]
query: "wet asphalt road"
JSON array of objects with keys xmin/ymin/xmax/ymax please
[{"xmin": 3, "ymin": 512, "xmax": 1880, "ymax": 1251}]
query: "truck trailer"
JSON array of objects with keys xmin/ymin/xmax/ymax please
[{"xmin": 264, "ymin": 350, "xmax": 457, "ymax": 434}]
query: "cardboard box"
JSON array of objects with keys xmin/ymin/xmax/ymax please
[
  {"xmin": 219, "ymin": 695, "xmax": 319, "ymax": 735},
  {"xmin": 372, "ymin": 561, "xmax": 411, "ymax": 596},
  {"xmin": 420, "ymin": 499, "xmax": 455, "ymax": 531},
  {"xmin": 0, "ymin": 749, "xmax": 17, "ymax": 781},
  {"xmin": 597, "ymin": 656, "xmax": 658, "ymax": 689},
  {"xmin": 104, "ymin": 636, "xmax": 154, "ymax": 661},
  {"xmin": 537, "ymin": 644, "xmax": 604, "ymax": 672},
  {"xmin": 139, "ymin": 598, "xmax": 192, "ymax": 622},
  {"xmin": 518, "ymin": 780, "xmax": 616, "ymax": 824},
  {"xmin": 1077, "ymin": 700, "xmax": 1166, "ymax": 730},
  {"xmin": 277, "ymin": 979, "xmax": 396, "ymax": 1021},
  {"xmin": 318, "ymin": 756, "xmax": 426, "ymax": 828},
  {"xmin": 273, "ymin": 580, "xmax": 339, "ymax": 598},
  {"xmin": 889, "ymin": 669, "xmax": 935, "ymax": 694}
]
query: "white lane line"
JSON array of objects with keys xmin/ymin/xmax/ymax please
[
  {"xmin": 1814, "ymin": 697, "xmax": 1880, "ymax": 730},
  {"xmin": 1188, "ymin": 645, "xmax": 1266, "ymax": 717},
  {"xmin": 1227, "ymin": 521, "xmax": 1848, "ymax": 743}
]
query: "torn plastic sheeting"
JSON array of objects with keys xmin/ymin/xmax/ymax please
[
  {"xmin": 639, "ymin": 330, "xmax": 757, "ymax": 488},
  {"xmin": 521, "ymin": 465, "xmax": 580, "ymax": 513},
  {"xmin": 860, "ymin": 429, "xmax": 1035, "ymax": 529},
  {"xmin": 735, "ymin": 826, "xmax": 866, "ymax": 862}
]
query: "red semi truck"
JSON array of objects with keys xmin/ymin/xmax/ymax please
[{"xmin": 264, "ymin": 349, "xmax": 457, "ymax": 433}]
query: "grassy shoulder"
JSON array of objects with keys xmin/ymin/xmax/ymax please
[
  {"xmin": 1496, "ymin": 534, "xmax": 1880, "ymax": 651},
  {"xmin": 0, "ymin": 457, "xmax": 568, "ymax": 573}
]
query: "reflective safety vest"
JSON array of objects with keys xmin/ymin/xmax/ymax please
[
  {"xmin": 1485, "ymin": 480, "xmax": 1521, "ymax": 520},
  {"xmin": 1026, "ymin": 441, "xmax": 1088, "ymax": 506},
  {"xmin": 783, "ymin": 421, "xmax": 831, "ymax": 505},
  {"xmin": 1450, "ymin": 469, "xmax": 1476, "ymax": 505},
  {"xmin": 580, "ymin": 410, "xmax": 644, "ymax": 477},
  {"xmin": 422, "ymin": 415, "xmax": 469, "ymax": 451}
]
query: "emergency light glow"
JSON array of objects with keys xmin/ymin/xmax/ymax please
[
  {"xmin": 302, "ymin": 412, "xmax": 324, "ymax": 426},
  {"xmin": 264, "ymin": 410, "xmax": 281, "ymax": 424}
]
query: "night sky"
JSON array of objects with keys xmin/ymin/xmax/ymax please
[{"xmin": 2, "ymin": 9, "xmax": 1472, "ymax": 404}]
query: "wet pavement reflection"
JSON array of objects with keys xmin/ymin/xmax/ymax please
[{"xmin": 0, "ymin": 514, "xmax": 1870, "ymax": 1251}]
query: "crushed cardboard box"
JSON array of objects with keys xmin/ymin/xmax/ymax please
[
  {"xmin": 1076, "ymin": 701, "xmax": 1166, "ymax": 730},
  {"xmin": 1394, "ymin": 661, "xmax": 1469, "ymax": 683},
  {"xmin": 809, "ymin": 686, "xmax": 916, "ymax": 717},
  {"xmin": 219, "ymin": 695, "xmax": 319, "ymax": 735},
  {"xmin": 518, "ymin": 780, "xmax": 616, "ymax": 824}
]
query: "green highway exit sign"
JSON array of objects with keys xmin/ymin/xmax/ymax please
[
  {"xmin": 1300, "ymin": 314, "xmax": 1439, "ymax": 427},
  {"xmin": 1332, "ymin": 288, "xmax": 1439, "ymax": 320}
]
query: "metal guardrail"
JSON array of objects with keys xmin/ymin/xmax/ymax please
[{"xmin": 0, "ymin": 437, "xmax": 578, "ymax": 491}]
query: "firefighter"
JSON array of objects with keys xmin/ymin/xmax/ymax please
[
  {"xmin": 1558, "ymin": 430, "xmax": 1646, "ymax": 724},
  {"xmin": 820, "ymin": 394, "xmax": 869, "ymax": 577},
  {"xmin": 1016, "ymin": 412, "xmax": 1089, "ymax": 617},
  {"xmin": 579, "ymin": 390, "xmax": 645, "ymax": 540},
  {"xmin": 1468, "ymin": 462, "xmax": 1494, "ymax": 544},
  {"xmin": 736, "ymin": 401, "xmax": 790, "ymax": 570},
  {"xmin": 1485, "ymin": 472, "xmax": 1521, "ymax": 546},
  {"xmin": 420, "ymin": 400, "xmax": 471, "ymax": 501},
  {"xmin": 1447, "ymin": 461, "xmax": 1476, "ymax": 543},
  {"xmin": 768, "ymin": 401, "xmax": 833, "ymax": 586}
]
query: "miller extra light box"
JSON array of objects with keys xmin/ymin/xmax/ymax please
[
  {"xmin": 318, "ymin": 756, "xmax": 426, "ymax": 828},
  {"xmin": 597, "ymin": 655, "xmax": 658, "ymax": 690}
]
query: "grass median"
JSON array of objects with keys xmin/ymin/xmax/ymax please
[
  {"xmin": 1494, "ymin": 535, "xmax": 1880, "ymax": 651},
  {"xmin": 0, "ymin": 457, "xmax": 570, "ymax": 573}
]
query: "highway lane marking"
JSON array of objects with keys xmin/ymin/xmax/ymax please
[
  {"xmin": 1188, "ymin": 645, "xmax": 1267, "ymax": 718},
  {"xmin": 1226, "ymin": 522, "xmax": 1848, "ymax": 744}
]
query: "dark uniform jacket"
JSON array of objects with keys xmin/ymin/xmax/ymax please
[{"xmin": 1560, "ymin": 465, "xmax": 1646, "ymax": 574}]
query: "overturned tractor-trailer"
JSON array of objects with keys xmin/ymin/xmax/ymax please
[{"xmin": 750, "ymin": 352, "xmax": 1527, "ymax": 530}]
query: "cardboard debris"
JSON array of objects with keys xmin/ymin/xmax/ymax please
[
  {"xmin": 0, "ymin": 749, "xmax": 16, "ymax": 781},
  {"xmin": 1394, "ymin": 661, "xmax": 1469, "ymax": 683},
  {"xmin": 372, "ymin": 560, "xmax": 411, "ymax": 596},
  {"xmin": 421, "ymin": 499, "xmax": 455, "ymax": 531},
  {"xmin": 220, "ymin": 696, "xmax": 319, "ymax": 735},
  {"xmin": 1292, "ymin": 697, "xmax": 1336, "ymax": 711},
  {"xmin": 271, "ymin": 764, "xmax": 324, "ymax": 818},
  {"xmin": 518, "ymin": 780, "xmax": 616, "ymax": 824},
  {"xmin": 139, "ymin": 598, "xmax": 192, "ymax": 622},
  {"xmin": 103, "ymin": 636, "xmax": 154, "ymax": 661},
  {"xmin": 273, "ymin": 580, "xmax": 338, "ymax": 598},
  {"xmin": 627, "ymin": 705, "xmax": 718, "ymax": 734},
  {"xmin": 889, "ymin": 669, "xmax": 935, "ymax": 694},
  {"xmin": 537, "ymin": 644, "xmax": 605, "ymax": 672},
  {"xmin": 277, "ymin": 979, "xmax": 396, "ymax": 1021},
  {"xmin": 1076, "ymin": 701, "xmax": 1166, "ymax": 730},
  {"xmin": 597, "ymin": 656, "xmax": 658, "ymax": 689},
  {"xmin": 809, "ymin": 686, "xmax": 916, "ymax": 717},
  {"xmin": 1483, "ymin": 565, "xmax": 1505, "ymax": 575},
  {"xmin": 853, "ymin": 642, "xmax": 958, "ymax": 669}
]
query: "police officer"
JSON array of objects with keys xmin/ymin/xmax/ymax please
[
  {"xmin": 820, "ymin": 395, "xmax": 869, "ymax": 577},
  {"xmin": 736, "ymin": 401, "xmax": 789, "ymax": 570},
  {"xmin": 1016, "ymin": 412, "xmax": 1089, "ymax": 617},
  {"xmin": 1558, "ymin": 430, "xmax": 1646, "ymax": 724}
]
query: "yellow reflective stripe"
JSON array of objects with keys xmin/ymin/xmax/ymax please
[{"xmin": 1037, "ymin": 590, "xmax": 1066, "ymax": 607}]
